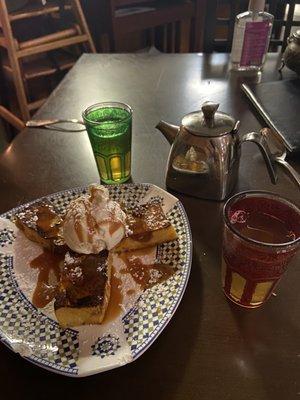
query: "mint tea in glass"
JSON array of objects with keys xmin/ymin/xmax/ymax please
[{"xmin": 83, "ymin": 102, "xmax": 132, "ymax": 184}]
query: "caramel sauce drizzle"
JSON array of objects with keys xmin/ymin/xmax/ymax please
[
  {"xmin": 29, "ymin": 249, "xmax": 174, "ymax": 314},
  {"xmin": 102, "ymin": 265, "xmax": 123, "ymax": 323},
  {"xmin": 109, "ymin": 221, "xmax": 123, "ymax": 235},
  {"xmin": 119, "ymin": 251, "xmax": 174, "ymax": 290},
  {"xmin": 35, "ymin": 205, "xmax": 62, "ymax": 238},
  {"xmin": 126, "ymin": 202, "xmax": 170, "ymax": 236},
  {"xmin": 74, "ymin": 220, "xmax": 84, "ymax": 243},
  {"xmin": 28, "ymin": 200, "xmax": 174, "ymax": 318},
  {"xmin": 131, "ymin": 232, "xmax": 153, "ymax": 242},
  {"xmin": 86, "ymin": 213, "xmax": 97, "ymax": 242},
  {"xmin": 30, "ymin": 250, "xmax": 64, "ymax": 308}
]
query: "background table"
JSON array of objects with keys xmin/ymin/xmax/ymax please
[{"xmin": 0, "ymin": 53, "xmax": 299, "ymax": 400}]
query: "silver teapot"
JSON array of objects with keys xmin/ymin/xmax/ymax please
[
  {"xmin": 280, "ymin": 30, "xmax": 300, "ymax": 76},
  {"xmin": 156, "ymin": 101, "xmax": 277, "ymax": 201}
]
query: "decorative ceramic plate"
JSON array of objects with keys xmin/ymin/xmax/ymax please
[{"xmin": 0, "ymin": 184, "xmax": 192, "ymax": 377}]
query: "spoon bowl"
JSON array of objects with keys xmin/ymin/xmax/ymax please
[{"xmin": 261, "ymin": 128, "xmax": 300, "ymax": 188}]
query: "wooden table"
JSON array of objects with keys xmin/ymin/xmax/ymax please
[{"xmin": 0, "ymin": 53, "xmax": 299, "ymax": 400}]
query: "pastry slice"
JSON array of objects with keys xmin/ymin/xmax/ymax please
[
  {"xmin": 54, "ymin": 250, "xmax": 111, "ymax": 328},
  {"xmin": 114, "ymin": 200, "xmax": 177, "ymax": 252},
  {"xmin": 14, "ymin": 201, "xmax": 66, "ymax": 253}
]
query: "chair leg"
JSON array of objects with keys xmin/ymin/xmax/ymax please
[
  {"xmin": 100, "ymin": 34, "xmax": 111, "ymax": 52},
  {"xmin": 282, "ymin": 0, "xmax": 296, "ymax": 52},
  {"xmin": 9, "ymin": 54, "xmax": 30, "ymax": 121},
  {"xmin": 169, "ymin": 22, "xmax": 176, "ymax": 53},
  {"xmin": 179, "ymin": 19, "xmax": 191, "ymax": 52},
  {"xmin": 0, "ymin": 0, "xmax": 30, "ymax": 120},
  {"xmin": 0, "ymin": 106, "xmax": 25, "ymax": 131},
  {"xmin": 193, "ymin": 0, "xmax": 206, "ymax": 51},
  {"xmin": 72, "ymin": 0, "xmax": 96, "ymax": 53},
  {"xmin": 203, "ymin": 0, "xmax": 217, "ymax": 53},
  {"xmin": 149, "ymin": 28, "xmax": 155, "ymax": 48}
]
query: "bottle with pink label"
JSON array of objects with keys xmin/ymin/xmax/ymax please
[{"xmin": 230, "ymin": 0, "xmax": 274, "ymax": 71}]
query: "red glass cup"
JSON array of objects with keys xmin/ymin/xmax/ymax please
[{"xmin": 222, "ymin": 191, "xmax": 300, "ymax": 308}]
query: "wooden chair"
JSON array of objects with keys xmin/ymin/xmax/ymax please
[
  {"xmin": 268, "ymin": 0, "xmax": 300, "ymax": 50},
  {"xmin": 102, "ymin": 0, "xmax": 196, "ymax": 53},
  {"xmin": 0, "ymin": 50, "xmax": 24, "ymax": 132},
  {"xmin": 0, "ymin": 106, "xmax": 25, "ymax": 130},
  {"xmin": 202, "ymin": 0, "xmax": 300, "ymax": 53},
  {"xmin": 0, "ymin": 0, "xmax": 96, "ymax": 122}
]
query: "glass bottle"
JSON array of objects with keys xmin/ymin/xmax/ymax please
[{"xmin": 230, "ymin": 0, "xmax": 274, "ymax": 71}]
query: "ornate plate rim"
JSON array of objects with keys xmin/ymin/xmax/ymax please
[{"xmin": 0, "ymin": 183, "xmax": 193, "ymax": 377}]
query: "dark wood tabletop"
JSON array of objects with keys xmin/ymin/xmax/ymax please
[{"xmin": 0, "ymin": 53, "xmax": 299, "ymax": 400}]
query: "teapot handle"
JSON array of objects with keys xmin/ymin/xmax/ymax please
[{"xmin": 241, "ymin": 131, "xmax": 277, "ymax": 184}]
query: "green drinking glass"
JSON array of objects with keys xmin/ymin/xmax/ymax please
[{"xmin": 83, "ymin": 102, "xmax": 132, "ymax": 184}]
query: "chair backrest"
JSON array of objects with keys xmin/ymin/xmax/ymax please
[
  {"xmin": 203, "ymin": 0, "xmax": 300, "ymax": 53},
  {"xmin": 114, "ymin": 0, "xmax": 156, "ymax": 6},
  {"xmin": 108, "ymin": 0, "xmax": 158, "ymax": 16},
  {"xmin": 268, "ymin": 0, "xmax": 300, "ymax": 50},
  {"xmin": 104, "ymin": 0, "xmax": 195, "ymax": 52}
]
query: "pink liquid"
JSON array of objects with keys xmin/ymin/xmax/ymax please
[
  {"xmin": 230, "ymin": 209, "xmax": 296, "ymax": 244},
  {"xmin": 223, "ymin": 195, "xmax": 300, "ymax": 308}
]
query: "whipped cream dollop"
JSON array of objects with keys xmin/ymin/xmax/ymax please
[{"xmin": 63, "ymin": 184, "xmax": 127, "ymax": 254}]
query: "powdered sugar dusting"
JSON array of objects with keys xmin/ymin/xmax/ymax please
[
  {"xmin": 73, "ymin": 266, "xmax": 83, "ymax": 279},
  {"xmin": 65, "ymin": 252, "xmax": 75, "ymax": 265},
  {"xmin": 149, "ymin": 268, "xmax": 163, "ymax": 285}
]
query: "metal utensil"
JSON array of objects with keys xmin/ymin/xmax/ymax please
[
  {"xmin": 241, "ymin": 83, "xmax": 293, "ymax": 153},
  {"xmin": 26, "ymin": 119, "xmax": 86, "ymax": 132},
  {"xmin": 261, "ymin": 128, "xmax": 300, "ymax": 188}
]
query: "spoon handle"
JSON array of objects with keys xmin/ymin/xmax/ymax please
[
  {"xmin": 241, "ymin": 84, "xmax": 293, "ymax": 153},
  {"xmin": 26, "ymin": 119, "xmax": 85, "ymax": 127},
  {"xmin": 277, "ymin": 159, "xmax": 300, "ymax": 189},
  {"xmin": 25, "ymin": 119, "xmax": 86, "ymax": 132}
]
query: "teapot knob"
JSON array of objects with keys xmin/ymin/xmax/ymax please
[{"xmin": 201, "ymin": 101, "xmax": 219, "ymax": 128}]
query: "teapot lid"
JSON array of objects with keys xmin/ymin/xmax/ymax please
[{"xmin": 182, "ymin": 101, "xmax": 236, "ymax": 137}]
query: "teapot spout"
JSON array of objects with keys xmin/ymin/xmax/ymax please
[{"xmin": 156, "ymin": 120, "xmax": 179, "ymax": 145}]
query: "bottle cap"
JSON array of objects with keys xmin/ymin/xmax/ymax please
[{"xmin": 248, "ymin": 0, "xmax": 265, "ymax": 12}]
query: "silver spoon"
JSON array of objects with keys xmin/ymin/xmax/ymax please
[
  {"xmin": 26, "ymin": 119, "xmax": 86, "ymax": 132},
  {"xmin": 261, "ymin": 128, "xmax": 300, "ymax": 188}
]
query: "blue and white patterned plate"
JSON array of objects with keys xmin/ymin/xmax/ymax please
[{"xmin": 0, "ymin": 184, "xmax": 192, "ymax": 377}]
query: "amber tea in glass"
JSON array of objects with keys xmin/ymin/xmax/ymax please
[
  {"xmin": 83, "ymin": 102, "xmax": 132, "ymax": 184},
  {"xmin": 222, "ymin": 191, "xmax": 300, "ymax": 308}
]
